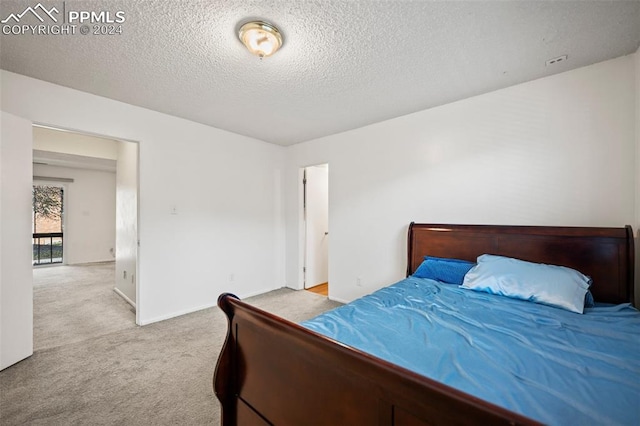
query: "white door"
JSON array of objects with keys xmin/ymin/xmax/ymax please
[
  {"xmin": 304, "ymin": 164, "xmax": 329, "ymax": 289},
  {"xmin": 0, "ymin": 112, "xmax": 34, "ymax": 370}
]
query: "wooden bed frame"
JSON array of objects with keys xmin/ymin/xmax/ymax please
[{"xmin": 214, "ymin": 223, "xmax": 635, "ymax": 425}]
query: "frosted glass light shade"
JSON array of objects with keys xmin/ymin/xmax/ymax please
[{"xmin": 238, "ymin": 21, "xmax": 283, "ymax": 58}]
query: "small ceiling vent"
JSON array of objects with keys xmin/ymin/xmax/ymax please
[{"xmin": 545, "ymin": 55, "xmax": 568, "ymax": 66}]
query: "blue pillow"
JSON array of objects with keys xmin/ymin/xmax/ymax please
[
  {"xmin": 461, "ymin": 254, "xmax": 592, "ymax": 314},
  {"xmin": 413, "ymin": 256, "xmax": 475, "ymax": 285}
]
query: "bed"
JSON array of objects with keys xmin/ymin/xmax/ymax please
[{"xmin": 214, "ymin": 223, "xmax": 637, "ymax": 425}]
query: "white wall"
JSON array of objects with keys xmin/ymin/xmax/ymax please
[
  {"xmin": 0, "ymin": 112, "xmax": 33, "ymax": 370},
  {"xmin": 115, "ymin": 141, "xmax": 138, "ymax": 305},
  {"xmin": 33, "ymin": 164, "xmax": 116, "ymax": 265},
  {"xmin": 33, "ymin": 126, "xmax": 118, "ymax": 160},
  {"xmin": 1, "ymin": 70, "xmax": 286, "ymax": 325},
  {"xmin": 285, "ymin": 55, "xmax": 638, "ymax": 303}
]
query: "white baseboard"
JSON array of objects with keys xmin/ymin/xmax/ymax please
[
  {"xmin": 138, "ymin": 300, "xmax": 217, "ymax": 325},
  {"xmin": 328, "ymin": 296, "xmax": 349, "ymax": 304},
  {"xmin": 137, "ymin": 286, "xmax": 282, "ymax": 326},
  {"xmin": 68, "ymin": 259, "xmax": 115, "ymax": 266},
  {"xmin": 238, "ymin": 286, "xmax": 282, "ymax": 299},
  {"xmin": 113, "ymin": 287, "xmax": 136, "ymax": 308}
]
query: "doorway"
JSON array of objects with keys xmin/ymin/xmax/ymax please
[
  {"xmin": 31, "ymin": 125, "xmax": 140, "ymax": 320},
  {"xmin": 303, "ymin": 164, "xmax": 329, "ymax": 294}
]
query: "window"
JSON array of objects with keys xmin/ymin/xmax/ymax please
[{"xmin": 32, "ymin": 185, "xmax": 64, "ymax": 265}]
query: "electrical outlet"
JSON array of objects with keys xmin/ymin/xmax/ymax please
[
  {"xmin": 123, "ymin": 271, "xmax": 127, "ymax": 279},
  {"xmin": 229, "ymin": 273, "xmax": 235, "ymax": 282},
  {"xmin": 356, "ymin": 276, "xmax": 362, "ymax": 287}
]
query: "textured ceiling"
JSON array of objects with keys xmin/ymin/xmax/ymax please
[{"xmin": 1, "ymin": 1, "xmax": 639, "ymax": 146}]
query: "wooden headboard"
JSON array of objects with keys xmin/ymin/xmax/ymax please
[{"xmin": 406, "ymin": 223, "xmax": 635, "ymax": 305}]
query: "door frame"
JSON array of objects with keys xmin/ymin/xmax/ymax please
[
  {"xmin": 31, "ymin": 123, "xmax": 141, "ymax": 325},
  {"xmin": 298, "ymin": 163, "xmax": 329, "ymax": 290}
]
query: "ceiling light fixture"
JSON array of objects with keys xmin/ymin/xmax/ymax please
[{"xmin": 238, "ymin": 20, "xmax": 283, "ymax": 58}]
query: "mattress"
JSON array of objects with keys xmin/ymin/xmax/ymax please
[{"xmin": 301, "ymin": 277, "xmax": 640, "ymax": 425}]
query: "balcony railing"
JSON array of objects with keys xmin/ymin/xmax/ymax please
[{"xmin": 33, "ymin": 232, "xmax": 63, "ymax": 265}]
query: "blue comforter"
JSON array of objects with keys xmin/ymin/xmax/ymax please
[{"xmin": 301, "ymin": 277, "xmax": 640, "ymax": 425}]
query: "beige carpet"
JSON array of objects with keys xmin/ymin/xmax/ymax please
[
  {"xmin": 0, "ymin": 263, "xmax": 341, "ymax": 425},
  {"xmin": 32, "ymin": 263, "xmax": 136, "ymax": 351}
]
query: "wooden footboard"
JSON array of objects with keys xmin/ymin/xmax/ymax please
[{"xmin": 213, "ymin": 293, "xmax": 539, "ymax": 425}]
